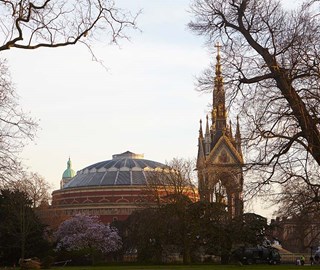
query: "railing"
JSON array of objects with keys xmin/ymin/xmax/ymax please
[{"xmin": 280, "ymin": 253, "xmax": 315, "ymax": 264}]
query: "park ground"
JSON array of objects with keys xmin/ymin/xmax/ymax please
[
  {"xmin": 35, "ymin": 265, "xmax": 320, "ymax": 270},
  {"xmin": 70, "ymin": 266, "xmax": 318, "ymax": 270},
  {"xmin": 2, "ymin": 265, "xmax": 320, "ymax": 270}
]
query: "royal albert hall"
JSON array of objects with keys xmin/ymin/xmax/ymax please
[
  {"xmin": 50, "ymin": 47, "xmax": 245, "ymax": 226},
  {"xmin": 51, "ymin": 151, "xmax": 170, "ymax": 223}
]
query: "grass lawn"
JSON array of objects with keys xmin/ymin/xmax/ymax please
[
  {"xmin": 2, "ymin": 264, "xmax": 320, "ymax": 270},
  {"xmin": 49, "ymin": 264, "xmax": 320, "ymax": 270}
]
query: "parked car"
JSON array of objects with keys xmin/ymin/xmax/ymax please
[{"xmin": 232, "ymin": 245, "xmax": 281, "ymax": 265}]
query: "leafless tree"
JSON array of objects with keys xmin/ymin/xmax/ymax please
[
  {"xmin": 145, "ymin": 158, "xmax": 198, "ymax": 205},
  {"xmin": 275, "ymin": 179, "xmax": 320, "ymax": 217},
  {"xmin": 12, "ymin": 172, "xmax": 51, "ymax": 208},
  {"xmin": 272, "ymin": 180, "xmax": 320, "ymax": 252},
  {"xmin": 0, "ymin": 0, "xmax": 138, "ymax": 55},
  {"xmin": 0, "ymin": 1, "xmax": 138, "ymax": 184},
  {"xmin": 0, "ymin": 59, "xmax": 37, "ymax": 185},
  {"xmin": 189, "ymin": 0, "xmax": 320, "ymax": 200}
]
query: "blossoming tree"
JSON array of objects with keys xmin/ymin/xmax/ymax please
[{"xmin": 55, "ymin": 214, "xmax": 122, "ymax": 264}]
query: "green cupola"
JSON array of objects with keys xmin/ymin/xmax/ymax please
[
  {"xmin": 61, "ymin": 157, "xmax": 76, "ymax": 189},
  {"xmin": 62, "ymin": 157, "xmax": 75, "ymax": 179}
]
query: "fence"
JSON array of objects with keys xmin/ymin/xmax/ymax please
[{"xmin": 280, "ymin": 253, "xmax": 316, "ymax": 264}]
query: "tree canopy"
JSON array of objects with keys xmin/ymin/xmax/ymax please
[
  {"xmin": 0, "ymin": 189, "xmax": 49, "ymax": 265},
  {"xmin": 145, "ymin": 158, "xmax": 198, "ymax": 205},
  {"xmin": 55, "ymin": 214, "xmax": 122, "ymax": 264},
  {"xmin": 12, "ymin": 172, "xmax": 51, "ymax": 208},
  {"xmin": 119, "ymin": 199, "xmax": 268, "ymax": 264}
]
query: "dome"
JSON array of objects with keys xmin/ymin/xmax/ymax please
[
  {"xmin": 63, "ymin": 151, "xmax": 167, "ymax": 189},
  {"xmin": 62, "ymin": 158, "xmax": 75, "ymax": 179}
]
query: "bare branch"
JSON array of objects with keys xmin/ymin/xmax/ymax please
[
  {"xmin": 0, "ymin": 0, "xmax": 139, "ymax": 61},
  {"xmin": 189, "ymin": 0, "xmax": 320, "ymax": 202}
]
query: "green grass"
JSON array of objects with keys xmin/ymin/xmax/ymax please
[
  {"xmin": 2, "ymin": 264, "xmax": 320, "ymax": 270},
  {"xmin": 47, "ymin": 264, "xmax": 320, "ymax": 270}
]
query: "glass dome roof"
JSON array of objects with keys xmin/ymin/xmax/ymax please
[{"xmin": 63, "ymin": 151, "xmax": 167, "ymax": 189}]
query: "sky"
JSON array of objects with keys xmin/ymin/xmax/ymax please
[
  {"xmin": 2, "ymin": 0, "xmax": 302, "ymax": 218},
  {"xmin": 3, "ymin": 0, "xmax": 210, "ymax": 186}
]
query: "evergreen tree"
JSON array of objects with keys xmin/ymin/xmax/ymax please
[{"xmin": 0, "ymin": 189, "xmax": 49, "ymax": 265}]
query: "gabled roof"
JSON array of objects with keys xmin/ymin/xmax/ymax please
[{"xmin": 207, "ymin": 133, "xmax": 243, "ymax": 165}]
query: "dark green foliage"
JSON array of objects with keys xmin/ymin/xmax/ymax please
[
  {"xmin": 117, "ymin": 197, "xmax": 269, "ymax": 265},
  {"xmin": 118, "ymin": 200, "xmax": 217, "ymax": 264},
  {"xmin": 186, "ymin": 201, "xmax": 231, "ymax": 264},
  {"xmin": 0, "ymin": 189, "xmax": 50, "ymax": 265},
  {"xmin": 230, "ymin": 213, "xmax": 269, "ymax": 247}
]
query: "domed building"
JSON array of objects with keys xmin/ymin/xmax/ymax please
[{"xmin": 52, "ymin": 151, "xmax": 171, "ymax": 223}]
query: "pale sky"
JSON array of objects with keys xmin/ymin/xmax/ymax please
[
  {"xmin": 3, "ymin": 0, "xmax": 210, "ymax": 188},
  {"xmin": 2, "ymin": 0, "xmax": 301, "ymax": 218}
]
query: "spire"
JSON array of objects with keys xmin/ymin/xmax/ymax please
[
  {"xmin": 205, "ymin": 115, "xmax": 210, "ymax": 135},
  {"xmin": 229, "ymin": 120, "xmax": 233, "ymax": 138},
  {"xmin": 204, "ymin": 115, "xmax": 211, "ymax": 155},
  {"xmin": 212, "ymin": 42, "xmax": 227, "ymax": 132},
  {"xmin": 197, "ymin": 119, "xmax": 206, "ymax": 165},
  {"xmin": 67, "ymin": 157, "xmax": 72, "ymax": 169},
  {"xmin": 236, "ymin": 116, "xmax": 241, "ymax": 139},
  {"xmin": 215, "ymin": 42, "xmax": 222, "ymax": 77},
  {"xmin": 199, "ymin": 119, "xmax": 203, "ymax": 138},
  {"xmin": 235, "ymin": 115, "xmax": 242, "ymax": 154}
]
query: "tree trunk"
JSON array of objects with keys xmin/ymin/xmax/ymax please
[
  {"xmin": 20, "ymin": 204, "xmax": 26, "ymax": 259},
  {"xmin": 183, "ymin": 237, "xmax": 191, "ymax": 264},
  {"xmin": 242, "ymin": 31, "xmax": 320, "ymax": 166}
]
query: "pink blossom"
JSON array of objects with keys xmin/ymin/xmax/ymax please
[{"xmin": 55, "ymin": 214, "xmax": 122, "ymax": 253}]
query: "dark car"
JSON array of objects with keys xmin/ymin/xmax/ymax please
[{"xmin": 232, "ymin": 245, "xmax": 281, "ymax": 265}]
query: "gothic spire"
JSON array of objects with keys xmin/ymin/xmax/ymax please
[
  {"xmin": 205, "ymin": 115, "xmax": 211, "ymax": 155},
  {"xmin": 212, "ymin": 42, "xmax": 226, "ymax": 131},
  {"xmin": 236, "ymin": 116, "xmax": 241, "ymax": 138},
  {"xmin": 199, "ymin": 119, "xmax": 203, "ymax": 138},
  {"xmin": 197, "ymin": 119, "xmax": 206, "ymax": 164},
  {"xmin": 235, "ymin": 115, "xmax": 242, "ymax": 154},
  {"xmin": 205, "ymin": 115, "xmax": 210, "ymax": 135},
  {"xmin": 215, "ymin": 42, "xmax": 222, "ymax": 77}
]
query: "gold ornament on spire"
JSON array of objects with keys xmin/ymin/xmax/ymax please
[{"xmin": 215, "ymin": 42, "xmax": 223, "ymax": 76}]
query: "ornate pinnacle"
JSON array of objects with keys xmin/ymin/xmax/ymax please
[{"xmin": 215, "ymin": 42, "xmax": 222, "ymax": 76}]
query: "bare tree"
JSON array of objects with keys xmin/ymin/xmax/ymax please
[
  {"xmin": 12, "ymin": 172, "xmax": 51, "ymax": 208},
  {"xmin": 188, "ymin": 0, "xmax": 320, "ymax": 199},
  {"xmin": 0, "ymin": 1, "xmax": 138, "ymax": 185},
  {"xmin": 145, "ymin": 158, "xmax": 198, "ymax": 205},
  {"xmin": 0, "ymin": 0, "xmax": 138, "ymax": 54},
  {"xmin": 272, "ymin": 180, "xmax": 320, "ymax": 252},
  {"xmin": 275, "ymin": 178, "xmax": 320, "ymax": 217},
  {"xmin": 0, "ymin": 59, "xmax": 37, "ymax": 185}
]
